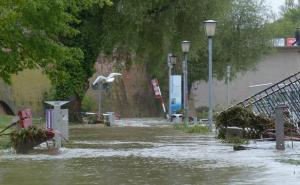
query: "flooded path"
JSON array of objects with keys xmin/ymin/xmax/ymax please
[{"xmin": 0, "ymin": 119, "xmax": 300, "ymax": 185}]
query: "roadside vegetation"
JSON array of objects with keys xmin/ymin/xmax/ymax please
[
  {"xmin": 0, "ymin": 115, "xmax": 15, "ymax": 149},
  {"xmin": 174, "ymin": 124, "xmax": 210, "ymax": 134}
]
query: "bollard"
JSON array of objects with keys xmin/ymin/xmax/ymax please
[
  {"xmin": 107, "ymin": 112, "xmax": 115, "ymax": 126},
  {"xmin": 275, "ymin": 105, "xmax": 287, "ymax": 150},
  {"xmin": 193, "ymin": 117, "xmax": 198, "ymax": 124}
]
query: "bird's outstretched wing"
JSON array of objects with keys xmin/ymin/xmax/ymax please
[
  {"xmin": 107, "ymin": 73, "xmax": 122, "ymax": 79},
  {"xmin": 106, "ymin": 77, "xmax": 115, "ymax": 83},
  {"xmin": 92, "ymin": 75, "xmax": 107, "ymax": 85}
]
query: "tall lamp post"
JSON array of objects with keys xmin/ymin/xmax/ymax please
[
  {"xmin": 226, "ymin": 65, "xmax": 231, "ymax": 107},
  {"xmin": 168, "ymin": 53, "xmax": 177, "ymax": 120},
  {"xmin": 204, "ymin": 20, "xmax": 217, "ymax": 130},
  {"xmin": 181, "ymin": 41, "xmax": 191, "ymax": 123}
]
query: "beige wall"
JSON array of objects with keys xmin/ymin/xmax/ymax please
[
  {"xmin": 192, "ymin": 47, "xmax": 300, "ymax": 111},
  {"xmin": 0, "ymin": 69, "xmax": 51, "ymax": 116}
]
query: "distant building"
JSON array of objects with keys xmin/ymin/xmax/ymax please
[{"xmin": 192, "ymin": 47, "xmax": 300, "ymax": 110}]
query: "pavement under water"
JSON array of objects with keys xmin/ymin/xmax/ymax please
[{"xmin": 0, "ymin": 118, "xmax": 300, "ymax": 185}]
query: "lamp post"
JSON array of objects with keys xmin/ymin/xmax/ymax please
[
  {"xmin": 226, "ymin": 65, "xmax": 231, "ymax": 107},
  {"xmin": 204, "ymin": 20, "xmax": 217, "ymax": 130},
  {"xmin": 181, "ymin": 40, "xmax": 191, "ymax": 123},
  {"xmin": 168, "ymin": 53, "xmax": 177, "ymax": 121}
]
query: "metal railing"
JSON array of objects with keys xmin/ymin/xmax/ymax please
[{"xmin": 236, "ymin": 71, "xmax": 300, "ymax": 131}]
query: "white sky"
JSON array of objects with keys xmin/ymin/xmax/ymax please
[{"xmin": 265, "ymin": 0, "xmax": 285, "ymax": 14}]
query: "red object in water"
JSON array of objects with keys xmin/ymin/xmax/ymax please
[
  {"xmin": 46, "ymin": 129, "xmax": 55, "ymax": 139},
  {"xmin": 18, "ymin": 109, "xmax": 33, "ymax": 128}
]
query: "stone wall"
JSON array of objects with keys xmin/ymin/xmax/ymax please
[{"xmin": 86, "ymin": 50, "xmax": 162, "ymax": 117}]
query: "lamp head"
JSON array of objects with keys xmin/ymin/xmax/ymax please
[
  {"xmin": 181, "ymin": 41, "xmax": 191, "ymax": 53},
  {"xmin": 204, "ymin": 20, "xmax": 217, "ymax": 37}
]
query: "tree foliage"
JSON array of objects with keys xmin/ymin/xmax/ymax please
[
  {"xmin": 1, "ymin": 0, "xmax": 272, "ymax": 116},
  {"xmin": 0, "ymin": 0, "xmax": 111, "ymax": 98},
  {"xmin": 271, "ymin": 1, "xmax": 300, "ymax": 38},
  {"xmin": 96, "ymin": 0, "xmax": 272, "ymax": 88}
]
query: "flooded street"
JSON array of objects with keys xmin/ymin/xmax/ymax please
[{"xmin": 0, "ymin": 119, "xmax": 300, "ymax": 185}]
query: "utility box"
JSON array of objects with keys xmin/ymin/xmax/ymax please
[
  {"xmin": 45, "ymin": 101, "xmax": 69, "ymax": 148},
  {"xmin": 171, "ymin": 114, "xmax": 183, "ymax": 123},
  {"xmin": 107, "ymin": 112, "xmax": 115, "ymax": 126}
]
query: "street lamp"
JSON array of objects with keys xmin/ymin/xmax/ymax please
[
  {"xmin": 204, "ymin": 20, "xmax": 217, "ymax": 130},
  {"xmin": 168, "ymin": 53, "xmax": 177, "ymax": 120},
  {"xmin": 181, "ymin": 40, "xmax": 191, "ymax": 123}
]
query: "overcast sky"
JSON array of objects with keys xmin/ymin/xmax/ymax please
[{"xmin": 265, "ymin": 0, "xmax": 285, "ymax": 14}]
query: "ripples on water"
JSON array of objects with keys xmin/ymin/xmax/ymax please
[{"xmin": 0, "ymin": 119, "xmax": 300, "ymax": 185}]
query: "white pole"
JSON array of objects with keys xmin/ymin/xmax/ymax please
[
  {"xmin": 226, "ymin": 65, "xmax": 231, "ymax": 106},
  {"xmin": 208, "ymin": 37, "xmax": 213, "ymax": 130},
  {"xmin": 168, "ymin": 53, "xmax": 172, "ymax": 120},
  {"xmin": 183, "ymin": 53, "xmax": 189, "ymax": 123}
]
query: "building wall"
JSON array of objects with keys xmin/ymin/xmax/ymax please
[
  {"xmin": 191, "ymin": 47, "xmax": 300, "ymax": 111},
  {"xmin": 0, "ymin": 69, "xmax": 51, "ymax": 117}
]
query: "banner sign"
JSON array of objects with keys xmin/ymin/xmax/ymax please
[
  {"xmin": 170, "ymin": 75, "xmax": 182, "ymax": 113},
  {"xmin": 286, "ymin": 38, "xmax": 296, "ymax": 47},
  {"xmin": 151, "ymin": 79, "xmax": 166, "ymax": 113},
  {"xmin": 272, "ymin": 38, "xmax": 285, "ymax": 47},
  {"xmin": 151, "ymin": 79, "xmax": 162, "ymax": 98}
]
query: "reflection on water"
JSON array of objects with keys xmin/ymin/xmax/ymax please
[{"xmin": 0, "ymin": 119, "xmax": 300, "ymax": 185}]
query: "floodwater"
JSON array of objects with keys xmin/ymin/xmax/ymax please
[{"xmin": 0, "ymin": 119, "xmax": 300, "ymax": 185}]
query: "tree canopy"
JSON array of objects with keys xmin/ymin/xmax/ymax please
[
  {"xmin": 96, "ymin": 0, "xmax": 272, "ymax": 87},
  {"xmin": 0, "ymin": 0, "xmax": 273, "ymax": 115},
  {"xmin": 0, "ymin": 0, "xmax": 111, "ymax": 97},
  {"xmin": 271, "ymin": 0, "xmax": 300, "ymax": 38}
]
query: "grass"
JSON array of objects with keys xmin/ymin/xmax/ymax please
[
  {"xmin": 0, "ymin": 115, "xmax": 15, "ymax": 149},
  {"xmin": 278, "ymin": 159, "xmax": 300, "ymax": 166},
  {"xmin": 0, "ymin": 114, "xmax": 15, "ymax": 128},
  {"xmin": 174, "ymin": 124, "xmax": 210, "ymax": 134}
]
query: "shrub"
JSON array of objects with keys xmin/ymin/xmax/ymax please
[
  {"xmin": 216, "ymin": 106, "xmax": 274, "ymax": 139},
  {"xmin": 174, "ymin": 124, "xmax": 210, "ymax": 134},
  {"xmin": 81, "ymin": 95, "xmax": 97, "ymax": 112}
]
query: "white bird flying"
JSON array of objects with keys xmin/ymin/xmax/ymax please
[{"xmin": 92, "ymin": 72, "xmax": 122, "ymax": 86}]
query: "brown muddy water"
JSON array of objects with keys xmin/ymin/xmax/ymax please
[{"xmin": 0, "ymin": 118, "xmax": 300, "ymax": 185}]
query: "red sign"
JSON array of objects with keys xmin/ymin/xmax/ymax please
[
  {"xmin": 151, "ymin": 79, "xmax": 161, "ymax": 98},
  {"xmin": 286, "ymin": 38, "xmax": 296, "ymax": 47}
]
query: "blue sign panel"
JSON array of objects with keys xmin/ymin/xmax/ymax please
[{"xmin": 170, "ymin": 75, "xmax": 182, "ymax": 113}]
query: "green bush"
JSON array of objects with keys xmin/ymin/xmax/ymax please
[
  {"xmin": 174, "ymin": 124, "xmax": 210, "ymax": 134},
  {"xmin": 10, "ymin": 125, "xmax": 50, "ymax": 153},
  {"xmin": 81, "ymin": 96, "xmax": 97, "ymax": 112},
  {"xmin": 216, "ymin": 106, "xmax": 274, "ymax": 139}
]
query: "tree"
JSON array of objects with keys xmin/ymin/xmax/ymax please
[
  {"xmin": 0, "ymin": 0, "xmax": 111, "ymax": 119},
  {"xmin": 1, "ymin": 0, "xmax": 272, "ymax": 118},
  {"xmin": 96, "ymin": 0, "xmax": 272, "ymax": 88},
  {"xmin": 271, "ymin": 1, "xmax": 300, "ymax": 38}
]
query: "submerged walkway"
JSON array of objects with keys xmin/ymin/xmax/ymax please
[{"xmin": 0, "ymin": 118, "xmax": 299, "ymax": 185}]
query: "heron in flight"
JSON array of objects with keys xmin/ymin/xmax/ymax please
[{"xmin": 92, "ymin": 73, "xmax": 122, "ymax": 86}]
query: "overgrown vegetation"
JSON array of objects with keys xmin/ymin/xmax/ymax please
[
  {"xmin": 174, "ymin": 124, "xmax": 210, "ymax": 134},
  {"xmin": 10, "ymin": 125, "xmax": 53, "ymax": 154},
  {"xmin": 216, "ymin": 106, "xmax": 274, "ymax": 139}
]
